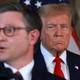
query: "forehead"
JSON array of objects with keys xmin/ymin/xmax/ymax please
[
  {"xmin": 0, "ymin": 11, "xmax": 23, "ymax": 19},
  {"xmin": 42, "ymin": 14, "xmax": 70, "ymax": 24},
  {"xmin": 0, "ymin": 11, "xmax": 25, "ymax": 26}
]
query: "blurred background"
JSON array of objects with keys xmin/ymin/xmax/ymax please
[{"xmin": 69, "ymin": 0, "xmax": 80, "ymax": 47}]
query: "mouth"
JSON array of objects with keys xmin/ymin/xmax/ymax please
[
  {"xmin": 54, "ymin": 41, "xmax": 64, "ymax": 43},
  {"xmin": 53, "ymin": 41, "xmax": 64, "ymax": 45},
  {"xmin": 0, "ymin": 47, "xmax": 7, "ymax": 51},
  {"xmin": 0, "ymin": 47, "xmax": 6, "ymax": 49},
  {"xmin": 56, "ymin": 42, "xmax": 63, "ymax": 44}
]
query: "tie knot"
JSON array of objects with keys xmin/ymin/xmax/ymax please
[
  {"xmin": 15, "ymin": 71, "xmax": 23, "ymax": 80},
  {"xmin": 15, "ymin": 71, "xmax": 22, "ymax": 77},
  {"xmin": 54, "ymin": 57, "xmax": 62, "ymax": 63}
]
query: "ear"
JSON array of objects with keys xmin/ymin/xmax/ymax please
[{"xmin": 29, "ymin": 29, "xmax": 40, "ymax": 45}]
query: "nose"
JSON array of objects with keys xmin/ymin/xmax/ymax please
[
  {"xmin": 0, "ymin": 30, "xmax": 7, "ymax": 41},
  {"xmin": 54, "ymin": 26, "xmax": 63, "ymax": 37}
]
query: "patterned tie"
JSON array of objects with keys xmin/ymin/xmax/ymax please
[
  {"xmin": 54, "ymin": 57, "xmax": 65, "ymax": 78},
  {"xmin": 15, "ymin": 71, "xmax": 23, "ymax": 80}
]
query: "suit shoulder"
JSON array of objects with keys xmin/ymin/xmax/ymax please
[
  {"xmin": 67, "ymin": 50, "xmax": 80, "ymax": 56},
  {"xmin": 67, "ymin": 50, "xmax": 80, "ymax": 62}
]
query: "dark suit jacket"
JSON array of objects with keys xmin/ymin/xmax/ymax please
[
  {"xmin": 0, "ymin": 61, "xmax": 65, "ymax": 80},
  {"xmin": 34, "ymin": 46, "xmax": 80, "ymax": 80},
  {"xmin": 32, "ymin": 63, "xmax": 66, "ymax": 80}
]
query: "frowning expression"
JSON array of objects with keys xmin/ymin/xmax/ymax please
[{"xmin": 41, "ymin": 14, "xmax": 72, "ymax": 53}]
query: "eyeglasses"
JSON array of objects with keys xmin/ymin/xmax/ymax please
[{"xmin": 0, "ymin": 26, "xmax": 27, "ymax": 37}]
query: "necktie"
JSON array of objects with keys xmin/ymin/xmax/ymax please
[
  {"xmin": 0, "ymin": 67, "xmax": 23, "ymax": 80},
  {"xmin": 15, "ymin": 71, "xmax": 23, "ymax": 80},
  {"xmin": 54, "ymin": 57, "xmax": 65, "ymax": 78}
]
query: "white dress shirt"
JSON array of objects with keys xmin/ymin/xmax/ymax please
[
  {"xmin": 40, "ymin": 43, "xmax": 70, "ymax": 80},
  {"xmin": 4, "ymin": 60, "xmax": 34, "ymax": 80}
]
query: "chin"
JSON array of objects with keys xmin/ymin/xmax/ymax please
[{"xmin": 55, "ymin": 48, "xmax": 66, "ymax": 52}]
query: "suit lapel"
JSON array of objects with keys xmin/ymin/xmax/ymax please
[
  {"xmin": 34, "ymin": 46, "xmax": 47, "ymax": 71},
  {"xmin": 32, "ymin": 47, "xmax": 47, "ymax": 80},
  {"xmin": 0, "ymin": 62, "xmax": 5, "ymax": 68},
  {"xmin": 32, "ymin": 65, "xmax": 66, "ymax": 80},
  {"xmin": 32, "ymin": 47, "xmax": 66, "ymax": 80},
  {"xmin": 67, "ymin": 51, "xmax": 80, "ymax": 80}
]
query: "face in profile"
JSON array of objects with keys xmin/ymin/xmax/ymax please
[{"xmin": 41, "ymin": 14, "xmax": 72, "ymax": 54}]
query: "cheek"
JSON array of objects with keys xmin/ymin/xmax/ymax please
[
  {"xmin": 41, "ymin": 31, "xmax": 53, "ymax": 48},
  {"xmin": 41, "ymin": 30, "xmax": 51, "ymax": 41},
  {"xmin": 64, "ymin": 32, "xmax": 71, "ymax": 45},
  {"xmin": 9, "ymin": 36, "xmax": 29, "ymax": 52}
]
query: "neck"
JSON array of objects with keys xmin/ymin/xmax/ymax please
[
  {"xmin": 52, "ymin": 50, "xmax": 64, "ymax": 57},
  {"xmin": 6, "ymin": 47, "xmax": 34, "ymax": 69}
]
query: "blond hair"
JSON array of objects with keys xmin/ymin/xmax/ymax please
[{"xmin": 38, "ymin": 3, "xmax": 71, "ymax": 20}]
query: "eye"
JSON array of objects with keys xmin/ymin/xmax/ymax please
[
  {"xmin": 4, "ymin": 26, "xmax": 15, "ymax": 35},
  {"xmin": 61, "ymin": 24, "xmax": 68, "ymax": 30},
  {"xmin": 47, "ymin": 24, "xmax": 56, "ymax": 31}
]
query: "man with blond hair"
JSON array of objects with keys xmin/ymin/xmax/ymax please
[{"xmin": 35, "ymin": 3, "xmax": 80, "ymax": 80}]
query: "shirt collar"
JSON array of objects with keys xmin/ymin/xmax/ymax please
[
  {"xmin": 4, "ymin": 60, "xmax": 34, "ymax": 80},
  {"xmin": 60, "ymin": 50, "xmax": 67, "ymax": 64},
  {"xmin": 40, "ymin": 43, "xmax": 67, "ymax": 67}
]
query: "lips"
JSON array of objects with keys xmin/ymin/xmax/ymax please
[
  {"xmin": 0, "ymin": 46, "xmax": 7, "ymax": 53},
  {"xmin": 54, "ymin": 41, "xmax": 64, "ymax": 43},
  {"xmin": 0, "ymin": 47, "xmax": 5, "ymax": 49},
  {"xmin": 0, "ymin": 46, "xmax": 7, "ymax": 51}
]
